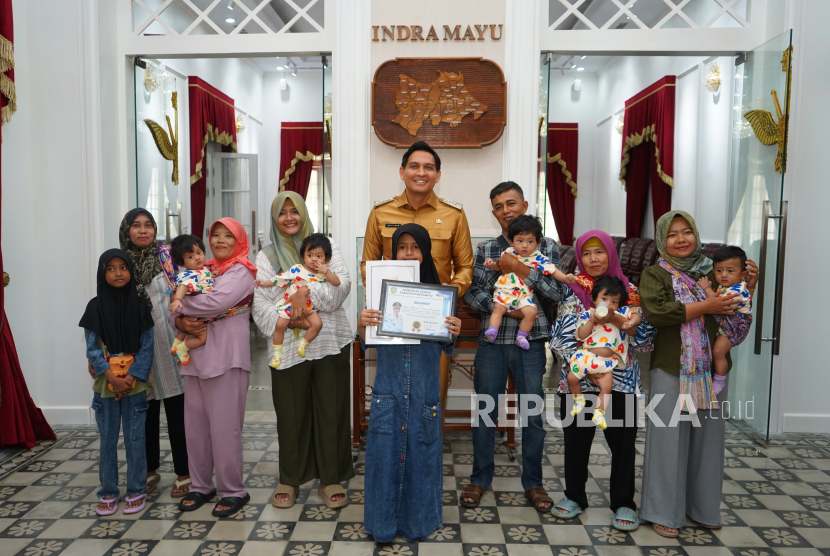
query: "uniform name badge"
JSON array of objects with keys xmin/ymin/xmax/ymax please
[{"xmin": 376, "ymin": 280, "xmax": 458, "ymax": 344}]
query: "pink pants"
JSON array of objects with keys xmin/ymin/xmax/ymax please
[{"xmin": 183, "ymin": 368, "xmax": 249, "ymax": 498}]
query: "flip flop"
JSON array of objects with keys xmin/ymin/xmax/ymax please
[
  {"xmin": 96, "ymin": 495, "xmax": 120, "ymax": 516},
  {"xmin": 551, "ymin": 497, "xmax": 582, "ymax": 520},
  {"xmin": 652, "ymin": 523, "xmax": 680, "ymax": 538},
  {"xmin": 178, "ymin": 489, "xmax": 216, "ymax": 512},
  {"xmin": 612, "ymin": 507, "xmax": 640, "ymax": 531},
  {"xmin": 171, "ymin": 477, "xmax": 192, "ymax": 499},
  {"xmin": 146, "ymin": 472, "xmax": 161, "ymax": 494},
  {"xmin": 123, "ymin": 493, "xmax": 147, "ymax": 514},
  {"xmin": 212, "ymin": 493, "xmax": 251, "ymax": 518}
]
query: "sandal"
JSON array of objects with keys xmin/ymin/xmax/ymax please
[
  {"xmin": 525, "ymin": 487, "xmax": 553, "ymax": 513},
  {"xmin": 96, "ymin": 495, "xmax": 120, "ymax": 516},
  {"xmin": 551, "ymin": 497, "xmax": 582, "ymax": 520},
  {"xmin": 212, "ymin": 493, "xmax": 251, "ymax": 518},
  {"xmin": 652, "ymin": 523, "xmax": 679, "ymax": 538},
  {"xmin": 146, "ymin": 472, "xmax": 161, "ymax": 494},
  {"xmin": 178, "ymin": 489, "xmax": 216, "ymax": 512},
  {"xmin": 123, "ymin": 493, "xmax": 147, "ymax": 515},
  {"xmin": 171, "ymin": 477, "xmax": 192, "ymax": 499},
  {"xmin": 460, "ymin": 484, "xmax": 486, "ymax": 508},
  {"xmin": 319, "ymin": 484, "xmax": 349, "ymax": 509},
  {"xmin": 271, "ymin": 483, "xmax": 299, "ymax": 509},
  {"xmin": 612, "ymin": 507, "xmax": 640, "ymax": 531}
]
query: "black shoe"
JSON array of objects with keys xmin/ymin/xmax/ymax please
[{"xmin": 178, "ymin": 489, "xmax": 216, "ymax": 512}]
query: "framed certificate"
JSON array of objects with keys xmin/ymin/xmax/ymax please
[
  {"xmin": 365, "ymin": 260, "xmax": 421, "ymax": 345},
  {"xmin": 376, "ymin": 280, "xmax": 458, "ymax": 343}
]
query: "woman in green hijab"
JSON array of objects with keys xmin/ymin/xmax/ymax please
[
  {"xmin": 251, "ymin": 191, "xmax": 354, "ymax": 510},
  {"xmin": 639, "ymin": 211, "xmax": 758, "ymax": 538}
]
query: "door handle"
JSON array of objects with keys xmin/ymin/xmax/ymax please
[
  {"xmin": 754, "ymin": 201, "xmax": 771, "ymax": 355},
  {"xmin": 771, "ymin": 201, "xmax": 788, "ymax": 355}
]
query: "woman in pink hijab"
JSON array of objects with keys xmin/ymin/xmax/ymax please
[{"xmin": 548, "ymin": 231, "xmax": 654, "ymax": 532}]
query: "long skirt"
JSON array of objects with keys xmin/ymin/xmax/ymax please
[{"xmin": 640, "ymin": 367, "xmax": 727, "ymax": 529}]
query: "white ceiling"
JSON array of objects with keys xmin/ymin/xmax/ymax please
[
  {"xmin": 249, "ymin": 55, "xmax": 328, "ymax": 73},
  {"xmin": 546, "ymin": 54, "xmax": 614, "ymax": 74}
]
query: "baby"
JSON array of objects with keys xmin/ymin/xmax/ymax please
[
  {"xmin": 697, "ymin": 245, "xmax": 753, "ymax": 394},
  {"xmin": 168, "ymin": 234, "xmax": 214, "ymax": 365},
  {"xmin": 256, "ymin": 233, "xmax": 340, "ymax": 368},
  {"xmin": 484, "ymin": 214, "xmax": 575, "ymax": 349},
  {"xmin": 568, "ymin": 275, "xmax": 642, "ymax": 429}
]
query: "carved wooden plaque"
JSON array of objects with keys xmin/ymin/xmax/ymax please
[{"xmin": 372, "ymin": 57, "xmax": 506, "ymax": 149}]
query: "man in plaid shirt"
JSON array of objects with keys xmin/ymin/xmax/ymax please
[{"xmin": 461, "ymin": 182, "xmax": 563, "ymax": 511}]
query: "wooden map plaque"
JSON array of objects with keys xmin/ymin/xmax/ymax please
[{"xmin": 372, "ymin": 57, "xmax": 506, "ymax": 149}]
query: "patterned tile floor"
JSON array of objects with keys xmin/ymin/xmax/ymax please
[{"xmin": 2, "ymin": 422, "xmax": 830, "ymax": 556}]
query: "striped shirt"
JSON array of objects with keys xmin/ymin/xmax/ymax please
[
  {"xmin": 252, "ymin": 239, "xmax": 353, "ymax": 368},
  {"xmin": 145, "ymin": 272, "xmax": 185, "ymax": 400},
  {"xmin": 549, "ymin": 286, "xmax": 655, "ymax": 396},
  {"xmin": 463, "ymin": 236, "xmax": 563, "ymax": 342}
]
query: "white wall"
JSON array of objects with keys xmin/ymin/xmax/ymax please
[
  {"xmin": 2, "ymin": 0, "xmax": 100, "ymax": 423},
  {"xmin": 261, "ymin": 70, "xmax": 324, "ymax": 243},
  {"xmin": 772, "ymin": 0, "xmax": 830, "ymax": 433}
]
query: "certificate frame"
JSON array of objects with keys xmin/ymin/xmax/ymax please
[
  {"xmin": 365, "ymin": 260, "xmax": 421, "ymax": 345},
  {"xmin": 376, "ymin": 280, "xmax": 458, "ymax": 343}
]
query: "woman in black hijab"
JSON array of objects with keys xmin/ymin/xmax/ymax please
[
  {"xmin": 80, "ymin": 249, "xmax": 155, "ymax": 515},
  {"xmin": 357, "ymin": 224, "xmax": 461, "ymax": 542}
]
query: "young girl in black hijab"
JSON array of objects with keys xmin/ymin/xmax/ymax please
[
  {"xmin": 357, "ymin": 224, "xmax": 462, "ymax": 542},
  {"xmin": 80, "ymin": 249, "xmax": 155, "ymax": 516}
]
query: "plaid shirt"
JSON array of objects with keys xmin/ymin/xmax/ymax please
[{"xmin": 463, "ymin": 236, "xmax": 563, "ymax": 343}]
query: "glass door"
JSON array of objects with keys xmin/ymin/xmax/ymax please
[
  {"xmin": 207, "ymin": 153, "xmax": 259, "ymax": 264},
  {"xmin": 726, "ymin": 31, "xmax": 792, "ymax": 443}
]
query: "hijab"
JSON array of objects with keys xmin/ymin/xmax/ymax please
[
  {"xmin": 655, "ymin": 210, "xmax": 712, "ymax": 280},
  {"xmin": 119, "ymin": 208, "xmax": 162, "ymax": 305},
  {"xmin": 270, "ymin": 191, "xmax": 314, "ymax": 272},
  {"xmin": 392, "ymin": 224, "xmax": 441, "ymax": 286},
  {"xmin": 79, "ymin": 249, "xmax": 154, "ymax": 354},
  {"xmin": 205, "ymin": 217, "xmax": 258, "ymax": 277},
  {"xmin": 569, "ymin": 230, "xmax": 633, "ymax": 308}
]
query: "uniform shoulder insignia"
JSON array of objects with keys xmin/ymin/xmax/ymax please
[
  {"xmin": 440, "ymin": 198, "xmax": 463, "ymax": 210},
  {"xmin": 373, "ymin": 197, "xmax": 395, "ymax": 208}
]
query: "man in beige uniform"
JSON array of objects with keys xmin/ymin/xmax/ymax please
[{"xmin": 361, "ymin": 141, "xmax": 474, "ymax": 426}]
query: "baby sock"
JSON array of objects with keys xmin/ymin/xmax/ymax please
[
  {"xmin": 170, "ymin": 338, "xmax": 183, "ymax": 354},
  {"xmin": 174, "ymin": 343, "xmax": 190, "ymax": 365},
  {"xmin": 484, "ymin": 326, "xmax": 499, "ymax": 343},
  {"xmin": 712, "ymin": 373, "xmax": 727, "ymax": 395},
  {"xmin": 270, "ymin": 344, "xmax": 283, "ymax": 369},
  {"xmin": 571, "ymin": 394, "xmax": 585, "ymax": 416},
  {"xmin": 298, "ymin": 338, "xmax": 310, "ymax": 357},
  {"xmin": 592, "ymin": 408, "xmax": 608, "ymax": 430},
  {"xmin": 515, "ymin": 330, "xmax": 530, "ymax": 350}
]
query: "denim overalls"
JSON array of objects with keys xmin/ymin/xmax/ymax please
[{"xmin": 363, "ymin": 340, "xmax": 453, "ymax": 542}]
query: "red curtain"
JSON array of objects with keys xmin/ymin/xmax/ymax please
[
  {"xmin": 0, "ymin": 0, "xmax": 56, "ymax": 448},
  {"xmin": 546, "ymin": 123, "xmax": 578, "ymax": 246},
  {"xmin": 188, "ymin": 76, "xmax": 237, "ymax": 239},
  {"xmin": 279, "ymin": 122, "xmax": 324, "ymax": 199},
  {"xmin": 620, "ymin": 75, "xmax": 675, "ymax": 239}
]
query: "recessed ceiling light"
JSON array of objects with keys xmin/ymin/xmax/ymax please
[
  {"xmin": 581, "ymin": 56, "xmax": 587, "ymax": 59},
  {"xmin": 577, "ymin": 67, "xmax": 585, "ymax": 71},
  {"xmin": 277, "ymin": 66, "xmax": 284, "ymax": 70},
  {"xmin": 225, "ymin": 18, "xmax": 235, "ymax": 23}
]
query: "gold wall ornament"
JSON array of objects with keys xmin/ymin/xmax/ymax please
[
  {"xmin": 144, "ymin": 65, "xmax": 160, "ymax": 93},
  {"xmin": 236, "ymin": 114, "xmax": 246, "ymax": 134},
  {"xmin": 143, "ymin": 92, "xmax": 179, "ymax": 185},
  {"xmin": 703, "ymin": 63, "xmax": 721, "ymax": 93},
  {"xmin": 616, "ymin": 114, "xmax": 624, "ymax": 135},
  {"xmin": 3, "ymin": 272, "xmax": 8, "ymax": 288},
  {"xmin": 743, "ymin": 47, "xmax": 793, "ymax": 174}
]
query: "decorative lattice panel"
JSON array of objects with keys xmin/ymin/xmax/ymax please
[
  {"xmin": 548, "ymin": 0, "xmax": 750, "ymax": 31},
  {"xmin": 132, "ymin": 0, "xmax": 325, "ymax": 36}
]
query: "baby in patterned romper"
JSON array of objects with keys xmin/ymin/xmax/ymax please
[
  {"xmin": 256, "ymin": 233, "xmax": 341, "ymax": 368},
  {"xmin": 568, "ymin": 275, "xmax": 642, "ymax": 429},
  {"xmin": 484, "ymin": 215, "xmax": 576, "ymax": 350},
  {"xmin": 168, "ymin": 234, "xmax": 214, "ymax": 365},
  {"xmin": 697, "ymin": 245, "xmax": 753, "ymax": 394}
]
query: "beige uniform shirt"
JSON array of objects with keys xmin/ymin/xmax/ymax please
[{"xmin": 360, "ymin": 190, "xmax": 474, "ymax": 297}]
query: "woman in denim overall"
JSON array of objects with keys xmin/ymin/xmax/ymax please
[{"xmin": 357, "ymin": 224, "xmax": 462, "ymax": 542}]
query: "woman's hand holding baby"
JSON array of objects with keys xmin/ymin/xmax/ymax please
[
  {"xmin": 621, "ymin": 311, "xmax": 643, "ymax": 330},
  {"xmin": 169, "ymin": 298, "xmax": 183, "ymax": 313}
]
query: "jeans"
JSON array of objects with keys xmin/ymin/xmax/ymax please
[
  {"xmin": 471, "ymin": 339, "xmax": 547, "ymax": 491},
  {"xmin": 92, "ymin": 392, "xmax": 149, "ymax": 500}
]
